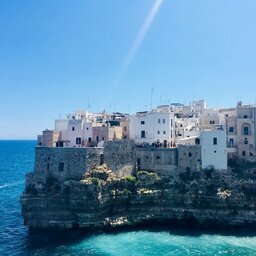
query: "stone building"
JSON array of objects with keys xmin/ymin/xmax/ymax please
[{"xmin": 236, "ymin": 102, "xmax": 256, "ymax": 159}]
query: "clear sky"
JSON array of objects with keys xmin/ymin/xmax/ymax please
[{"xmin": 0, "ymin": 0, "xmax": 256, "ymax": 139}]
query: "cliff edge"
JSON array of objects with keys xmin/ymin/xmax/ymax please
[{"xmin": 21, "ymin": 163, "xmax": 256, "ymax": 231}]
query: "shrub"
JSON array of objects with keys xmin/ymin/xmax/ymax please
[{"xmin": 126, "ymin": 175, "xmax": 136, "ymax": 183}]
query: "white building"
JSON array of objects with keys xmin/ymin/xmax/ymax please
[
  {"xmin": 201, "ymin": 130, "xmax": 227, "ymax": 170},
  {"xmin": 54, "ymin": 112, "xmax": 93, "ymax": 147},
  {"xmin": 129, "ymin": 109, "xmax": 175, "ymax": 146}
]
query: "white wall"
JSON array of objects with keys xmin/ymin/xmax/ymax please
[
  {"xmin": 201, "ymin": 130, "xmax": 227, "ymax": 170},
  {"xmin": 130, "ymin": 110, "xmax": 174, "ymax": 145}
]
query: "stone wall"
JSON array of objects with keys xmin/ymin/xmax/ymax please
[
  {"xmin": 135, "ymin": 147, "xmax": 179, "ymax": 175},
  {"xmin": 104, "ymin": 140, "xmax": 136, "ymax": 176},
  {"xmin": 177, "ymin": 145, "xmax": 201, "ymax": 171},
  {"xmin": 34, "ymin": 146, "xmax": 104, "ymax": 182}
]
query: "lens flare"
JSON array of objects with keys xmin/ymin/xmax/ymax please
[{"xmin": 114, "ymin": 0, "xmax": 163, "ymax": 86}]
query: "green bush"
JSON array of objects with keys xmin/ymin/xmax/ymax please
[{"xmin": 126, "ymin": 175, "xmax": 136, "ymax": 183}]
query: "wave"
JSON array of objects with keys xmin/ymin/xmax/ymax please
[{"xmin": 0, "ymin": 180, "xmax": 24, "ymax": 189}]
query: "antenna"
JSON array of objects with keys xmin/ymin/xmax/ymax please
[
  {"xmin": 87, "ymin": 96, "xmax": 91, "ymax": 110},
  {"xmin": 150, "ymin": 87, "xmax": 154, "ymax": 109}
]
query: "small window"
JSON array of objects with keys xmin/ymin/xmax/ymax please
[
  {"xmin": 141, "ymin": 131, "xmax": 146, "ymax": 138},
  {"xmin": 156, "ymin": 156, "xmax": 160, "ymax": 159},
  {"xmin": 47, "ymin": 156, "xmax": 50, "ymax": 161},
  {"xmin": 58, "ymin": 162, "xmax": 64, "ymax": 172},
  {"xmin": 124, "ymin": 127, "xmax": 127, "ymax": 131},
  {"xmin": 214, "ymin": 150, "xmax": 217, "ymax": 153},
  {"xmin": 242, "ymin": 151, "xmax": 246, "ymax": 156},
  {"xmin": 244, "ymin": 115, "xmax": 248, "ymax": 119},
  {"xmin": 163, "ymin": 131, "xmax": 166, "ymax": 134},
  {"xmin": 213, "ymin": 137, "xmax": 217, "ymax": 145},
  {"xmin": 171, "ymin": 119, "xmax": 173, "ymax": 127},
  {"xmin": 157, "ymin": 131, "xmax": 160, "ymax": 134},
  {"xmin": 243, "ymin": 127, "xmax": 249, "ymax": 135},
  {"xmin": 195, "ymin": 138, "xmax": 200, "ymax": 145},
  {"xmin": 96, "ymin": 136, "xmax": 99, "ymax": 142},
  {"xmin": 72, "ymin": 127, "xmax": 75, "ymax": 131},
  {"xmin": 76, "ymin": 137, "xmax": 81, "ymax": 145},
  {"xmin": 141, "ymin": 121, "xmax": 145, "ymax": 125},
  {"xmin": 158, "ymin": 119, "xmax": 161, "ymax": 124},
  {"xmin": 229, "ymin": 127, "xmax": 234, "ymax": 133},
  {"xmin": 87, "ymin": 127, "xmax": 89, "ymax": 130},
  {"xmin": 210, "ymin": 120, "xmax": 215, "ymax": 125},
  {"xmin": 100, "ymin": 154, "xmax": 104, "ymax": 165},
  {"xmin": 188, "ymin": 153, "xmax": 192, "ymax": 157},
  {"xmin": 102, "ymin": 137, "xmax": 105, "ymax": 141},
  {"xmin": 88, "ymin": 137, "xmax": 92, "ymax": 142},
  {"xmin": 162, "ymin": 119, "xmax": 165, "ymax": 124},
  {"xmin": 244, "ymin": 138, "xmax": 248, "ymax": 144}
]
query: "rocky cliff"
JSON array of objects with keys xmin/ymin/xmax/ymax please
[{"xmin": 21, "ymin": 163, "xmax": 256, "ymax": 231}]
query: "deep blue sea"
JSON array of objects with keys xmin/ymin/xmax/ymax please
[{"xmin": 1, "ymin": 140, "xmax": 256, "ymax": 256}]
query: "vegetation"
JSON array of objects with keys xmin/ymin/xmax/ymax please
[{"xmin": 125, "ymin": 175, "xmax": 137, "ymax": 183}]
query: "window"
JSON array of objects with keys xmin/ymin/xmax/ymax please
[
  {"xmin": 156, "ymin": 156, "xmax": 160, "ymax": 159},
  {"xmin": 141, "ymin": 131, "xmax": 145, "ymax": 138},
  {"xmin": 229, "ymin": 127, "xmax": 234, "ymax": 133},
  {"xmin": 244, "ymin": 115, "xmax": 248, "ymax": 119},
  {"xmin": 76, "ymin": 137, "xmax": 81, "ymax": 145},
  {"xmin": 171, "ymin": 119, "xmax": 173, "ymax": 127},
  {"xmin": 96, "ymin": 136, "xmax": 99, "ymax": 142},
  {"xmin": 163, "ymin": 119, "xmax": 165, "ymax": 124},
  {"xmin": 58, "ymin": 162, "xmax": 64, "ymax": 172},
  {"xmin": 124, "ymin": 127, "xmax": 127, "ymax": 131},
  {"xmin": 87, "ymin": 127, "xmax": 89, "ymax": 130},
  {"xmin": 242, "ymin": 151, "xmax": 246, "ymax": 156},
  {"xmin": 141, "ymin": 121, "xmax": 145, "ymax": 125},
  {"xmin": 210, "ymin": 120, "xmax": 215, "ymax": 125},
  {"xmin": 100, "ymin": 154, "xmax": 104, "ymax": 165},
  {"xmin": 213, "ymin": 137, "xmax": 217, "ymax": 145},
  {"xmin": 188, "ymin": 153, "xmax": 192, "ymax": 157},
  {"xmin": 163, "ymin": 131, "xmax": 166, "ymax": 134},
  {"xmin": 88, "ymin": 137, "xmax": 92, "ymax": 142},
  {"xmin": 214, "ymin": 150, "xmax": 217, "ymax": 153},
  {"xmin": 102, "ymin": 137, "xmax": 105, "ymax": 141},
  {"xmin": 243, "ymin": 127, "xmax": 249, "ymax": 135},
  {"xmin": 72, "ymin": 127, "xmax": 75, "ymax": 131},
  {"xmin": 244, "ymin": 138, "xmax": 248, "ymax": 144},
  {"xmin": 47, "ymin": 156, "xmax": 50, "ymax": 161},
  {"xmin": 157, "ymin": 131, "xmax": 160, "ymax": 134},
  {"xmin": 158, "ymin": 119, "xmax": 161, "ymax": 123}
]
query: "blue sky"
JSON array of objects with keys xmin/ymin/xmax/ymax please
[{"xmin": 0, "ymin": 0, "xmax": 256, "ymax": 139}]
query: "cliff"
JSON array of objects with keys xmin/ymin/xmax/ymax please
[{"xmin": 21, "ymin": 163, "xmax": 256, "ymax": 231}]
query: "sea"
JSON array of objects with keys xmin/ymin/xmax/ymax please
[{"xmin": 0, "ymin": 140, "xmax": 256, "ymax": 256}]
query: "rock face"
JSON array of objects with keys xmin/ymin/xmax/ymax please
[{"xmin": 21, "ymin": 165, "xmax": 256, "ymax": 230}]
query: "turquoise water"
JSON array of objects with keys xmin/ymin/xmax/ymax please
[{"xmin": 0, "ymin": 140, "xmax": 256, "ymax": 256}]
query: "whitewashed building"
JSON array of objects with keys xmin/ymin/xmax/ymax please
[
  {"xmin": 201, "ymin": 130, "xmax": 227, "ymax": 170},
  {"xmin": 129, "ymin": 109, "xmax": 175, "ymax": 146}
]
